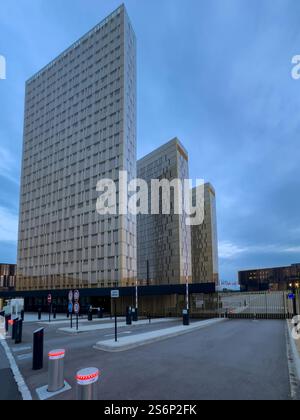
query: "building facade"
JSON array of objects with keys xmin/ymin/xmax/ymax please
[
  {"xmin": 0, "ymin": 264, "xmax": 16, "ymax": 291},
  {"xmin": 137, "ymin": 138, "xmax": 192, "ymax": 285},
  {"xmin": 239, "ymin": 263, "xmax": 300, "ymax": 291},
  {"xmin": 17, "ymin": 5, "xmax": 137, "ymax": 291},
  {"xmin": 191, "ymin": 183, "xmax": 219, "ymax": 285}
]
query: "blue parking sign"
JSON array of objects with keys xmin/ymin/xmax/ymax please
[{"xmin": 68, "ymin": 302, "xmax": 73, "ymax": 313}]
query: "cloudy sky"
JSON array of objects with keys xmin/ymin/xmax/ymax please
[{"xmin": 0, "ymin": 0, "xmax": 299, "ymax": 282}]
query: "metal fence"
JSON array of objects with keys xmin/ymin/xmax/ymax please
[{"xmin": 189, "ymin": 291, "xmax": 299, "ymax": 320}]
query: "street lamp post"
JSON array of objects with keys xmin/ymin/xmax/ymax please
[
  {"xmin": 183, "ymin": 276, "xmax": 190, "ymax": 326},
  {"xmin": 186, "ymin": 279, "xmax": 189, "ymax": 312},
  {"xmin": 132, "ymin": 279, "xmax": 139, "ymax": 322},
  {"xmin": 136, "ymin": 279, "xmax": 138, "ymax": 313}
]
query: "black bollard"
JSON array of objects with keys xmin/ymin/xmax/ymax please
[
  {"xmin": 132, "ymin": 308, "xmax": 138, "ymax": 322},
  {"xmin": 38, "ymin": 308, "xmax": 42, "ymax": 321},
  {"xmin": 15, "ymin": 320, "xmax": 23, "ymax": 344},
  {"xmin": 12, "ymin": 318, "xmax": 19, "ymax": 340},
  {"xmin": 32, "ymin": 328, "xmax": 44, "ymax": 371},
  {"xmin": 126, "ymin": 307, "xmax": 132, "ymax": 325},
  {"xmin": 5, "ymin": 315, "xmax": 11, "ymax": 333},
  {"xmin": 53, "ymin": 307, "xmax": 57, "ymax": 320},
  {"xmin": 183, "ymin": 309, "xmax": 190, "ymax": 326},
  {"xmin": 88, "ymin": 306, "xmax": 93, "ymax": 322}
]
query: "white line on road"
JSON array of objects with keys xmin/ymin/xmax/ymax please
[
  {"xmin": 0, "ymin": 333, "xmax": 32, "ymax": 400},
  {"xmin": 17, "ymin": 354, "xmax": 32, "ymax": 361},
  {"xmin": 12, "ymin": 346, "xmax": 32, "ymax": 353}
]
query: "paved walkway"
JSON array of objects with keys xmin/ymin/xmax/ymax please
[
  {"xmin": 95, "ymin": 318, "xmax": 225, "ymax": 352},
  {"xmin": 39, "ymin": 317, "xmax": 126, "ymax": 326},
  {"xmin": 23, "ymin": 313, "xmax": 68, "ymax": 323}
]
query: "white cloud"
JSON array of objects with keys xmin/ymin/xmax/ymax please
[
  {"xmin": 283, "ymin": 246, "xmax": 300, "ymax": 254},
  {"xmin": 219, "ymin": 241, "xmax": 247, "ymax": 259},
  {"xmin": 219, "ymin": 240, "xmax": 300, "ymax": 260},
  {"xmin": 0, "ymin": 206, "xmax": 18, "ymax": 242}
]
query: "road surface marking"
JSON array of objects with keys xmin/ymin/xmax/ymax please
[
  {"xmin": 12, "ymin": 346, "xmax": 32, "ymax": 353},
  {"xmin": 17, "ymin": 353, "xmax": 32, "ymax": 361}
]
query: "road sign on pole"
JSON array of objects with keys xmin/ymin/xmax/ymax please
[
  {"xmin": 74, "ymin": 290, "xmax": 80, "ymax": 302},
  {"xmin": 68, "ymin": 302, "xmax": 73, "ymax": 314},
  {"xmin": 74, "ymin": 303, "xmax": 80, "ymax": 315},
  {"xmin": 110, "ymin": 290, "xmax": 119, "ymax": 342},
  {"xmin": 68, "ymin": 291, "xmax": 73, "ymax": 302},
  {"xmin": 48, "ymin": 294, "xmax": 52, "ymax": 323},
  {"xmin": 74, "ymin": 303, "xmax": 80, "ymax": 331},
  {"xmin": 111, "ymin": 290, "xmax": 119, "ymax": 299}
]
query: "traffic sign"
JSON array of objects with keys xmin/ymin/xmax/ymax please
[
  {"xmin": 74, "ymin": 290, "xmax": 80, "ymax": 302},
  {"xmin": 68, "ymin": 302, "xmax": 73, "ymax": 314},
  {"xmin": 68, "ymin": 290, "xmax": 73, "ymax": 302},
  {"xmin": 74, "ymin": 303, "xmax": 80, "ymax": 314},
  {"xmin": 47, "ymin": 294, "xmax": 52, "ymax": 304},
  {"xmin": 111, "ymin": 290, "xmax": 120, "ymax": 299},
  {"xmin": 288, "ymin": 294, "xmax": 295, "ymax": 300}
]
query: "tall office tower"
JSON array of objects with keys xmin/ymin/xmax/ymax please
[
  {"xmin": 17, "ymin": 5, "xmax": 137, "ymax": 291},
  {"xmin": 137, "ymin": 138, "xmax": 192, "ymax": 285},
  {"xmin": 191, "ymin": 183, "xmax": 219, "ymax": 285}
]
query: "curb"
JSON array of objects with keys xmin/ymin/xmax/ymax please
[
  {"xmin": 60, "ymin": 318, "xmax": 178, "ymax": 335},
  {"xmin": 286, "ymin": 320, "xmax": 300, "ymax": 382},
  {"xmin": 94, "ymin": 318, "xmax": 226, "ymax": 353}
]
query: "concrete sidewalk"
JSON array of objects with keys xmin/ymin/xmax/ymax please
[
  {"xmin": 59, "ymin": 318, "xmax": 178, "ymax": 334},
  {"xmin": 23, "ymin": 313, "xmax": 68, "ymax": 323},
  {"xmin": 39, "ymin": 317, "xmax": 126, "ymax": 326},
  {"xmin": 95, "ymin": 318, "xmax": 225, "ymax": 352}
]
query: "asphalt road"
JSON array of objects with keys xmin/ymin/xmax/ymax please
[
  {"xmin": 3, "ymin": 318, "xmax": 294, "ymax": 400},
  {"xmin": 0, "ymin": 344, "xmax": 21, "ymax": 400}
]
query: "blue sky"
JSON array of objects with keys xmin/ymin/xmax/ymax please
[{"xmin": 0, "ymin": 0, "xmax": 300, "ymax": 282}]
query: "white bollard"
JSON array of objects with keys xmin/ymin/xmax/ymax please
[{"xmin": 8, "ymin": 319, "xmax": 14, "ymax": 338}]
